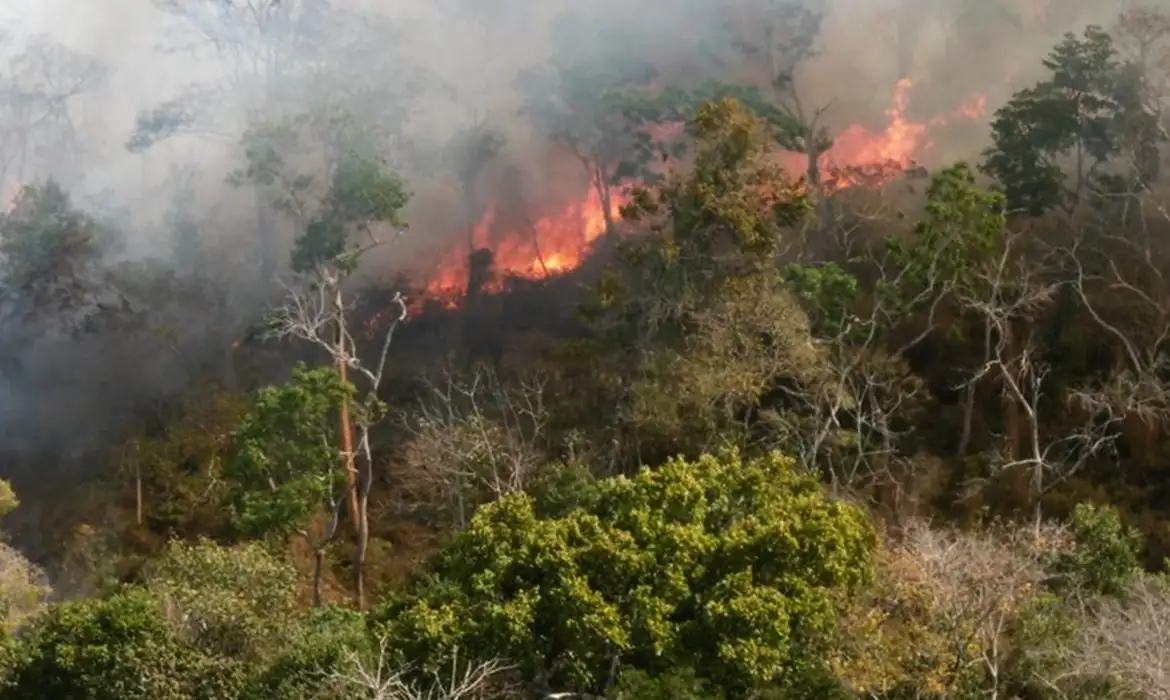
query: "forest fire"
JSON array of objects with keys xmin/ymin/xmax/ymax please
[
  {"xmin": 422, "ymin": 186, "xmax": 628, "ymax": 307},
  {"xmin": 795, "ymin": 79, "xmax": 988, "ymax": 190},
  {"xmin": 418, "ymin": 80, "xmax": 987, "ymax": 310}
]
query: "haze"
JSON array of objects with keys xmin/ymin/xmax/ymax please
[{"xmin": 0, "ymin": 0, "xmax": 1125, "ymax": 532}]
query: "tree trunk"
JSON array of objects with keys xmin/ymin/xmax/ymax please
[
  {"xmin": 135, "ymin": 456, "xmax": 143, "ymax": 526},
  {"xmin": 958, "ymin": 318, "xmax": 993, "ymax": 458},
  {"xmin": 356, "ymin": 461, "xmax": 370, "ymax": 610},
  {"xmin": 335, "ymin": 291, "xmax": 360, "ymax": 536},
  {"xmin": 312, "ymin": 545, "xmax": 325, "ymax": 607}
]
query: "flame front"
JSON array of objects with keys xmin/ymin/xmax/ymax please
[
  {"xmin": 784, "ymin": 79, "xmax": 987, "ymax": 190},
  {"xmin": 419, "ymin": 80, "xmax": 986, "ymax": 309},
  {"xmin": 424, "ymin": 186, "xmax": 628, "ymax": 307}
]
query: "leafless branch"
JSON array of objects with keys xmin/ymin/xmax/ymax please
[
  {"xmin": 1056, "ymin": 574, "xmax": 1170, "ymax": 700},
  {"xmin": 400, "ymin": 366, "xmax": 550, "ymax": 528},
  {"xmin": 331, "ymin": 638, "xmax": 510, "ymax": 700}
]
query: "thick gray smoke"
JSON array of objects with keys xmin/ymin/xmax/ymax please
[{"xmin": 0, "ymin": 0, "xmax": 1126, "ymax": 502}]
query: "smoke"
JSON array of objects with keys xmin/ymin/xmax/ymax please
[{"xmin": 0, "ymin": 0, "xmax": 1129, "ymax": 513}]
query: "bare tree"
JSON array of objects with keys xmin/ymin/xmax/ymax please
[
  {"xmin": 266, "ymin": 269, "xmax": 406, "ymax": 609},
  {"xmin": 1053, "ymin": 574, "xmax": 1170, "ymax": 700},
  {"xmin": 0, "ymin": 34, "xmax": 105, "ymax": 188},
  {"xmin": 1066, "ymin": 211, "xmax": 1170, "ymax": 424},
  {"xmin": 330, "ymin": 639, "xmax": 510, "ymax": 700},
  {"xmin": 905, "ymin": 520, "xmax": 1065, "ymax": 700},
  {"xmin": 838, "ymin": 519, "xmax": 1067, "ymax": 700},
  {"xmin": 956, "ymin": 235, "xmax": 1127, "ymax": 526},
  {"xmin": 401, "ymin": 367, "xmax": 550, "ymax": 529},
  {"xmin": 769, "ymin": 224, "xmax": 949, "ymax": 502}
]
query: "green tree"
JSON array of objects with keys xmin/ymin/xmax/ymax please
[
  {"xmin": 143, "ymin": 538, "xmax": 299, "ymax": 660},
  {"xmin": 982, "ymin": 26, "xmax": 1165, "ymax": 215},
  {"xmin": 883, "ymin": 162, "xmax": 1009, "ymax": 458},
  {"xmin": 1054, "ymin": 503, "xmax": 1142, "ymax": 597},
  {"xmin": 240, "ymin": 605, "xmax": 370, "ymax": 700},
  {"xmin": 0, "ymin": 590, "xmax": 240, "ymax": 700},
  {"xmin": 121, "ymin": 383, "xmax": 250, "ymax": 537},
  {"xmin": 239, "ymin": 102, "xmax": 410, "ymax": 609},
  {"xmin": 514, "ymin": 12, "xmax": 660, "ymax": 235},
  {"xmin": 225, "ymin": 364, "xmax": 371, "ymax": 606},
  {"xmin": 572, "ymin": 98, "xmax": 816, "ymax": 468},
  {"xmin": 0, "ymin": 181, "xmax": 116, "ymax": 333},
  {"xmin": 0, "ymin": 481, "xmax": 49, "ymax": 636},
  {"xmin": 377, "ymin": 450, "xmax": 874, "ymax": 697}
]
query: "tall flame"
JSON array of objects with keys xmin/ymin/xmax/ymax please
[
  {"xmin": 785, "ymin": 79, "xmax": 987, "ymax": 190},
  {"xmin": 418, "ymin": 80, "xmax": 986, "ymax": 309},
  {"xmin": 423, "ymin": 186, "xmax": 628, "ymax": 307}
]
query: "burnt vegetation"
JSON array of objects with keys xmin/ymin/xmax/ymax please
[{"xmin": 3, "ymin": 1, "xmax": 1170, "ymax": 699}]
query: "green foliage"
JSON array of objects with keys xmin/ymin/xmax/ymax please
[
  {"xmin": 240, "ymin": 606, "xmax": 370, "ymax": 700},
  {"xmin": 144, "ymin": 538, "xmax": 299, "ymax": 660},
  {"xmin": 0, "ymin": 181, "xmax": 113, "ymax": 326},
  {"xmin": 1055, "ymin": 503, "xmax": 1142, "ymax": 597},
  {"xmin": 125, "ymin": 89, "xmax": 210, "ymax": 152},
  {"xmin": 0, "ymin": 546, "xmax": 49, "ymax": 638},
  {"xmin": 0, "ymin": 482, "xmax": 15, "ymax": 519},
  {"xmin": 620, "ymin": 99, "xmax": 808, "ymax": 269},
  {"xmin": 982, "ymin": 26, "xmax": 1165, "ymax": 214},
  {"xmin": 0, "ymin": 589, "xmax": 239, "ymax": 700},
  {"xmin": 0, "ymin": 482, "xmax": 49, "ymax": 636},
  {"xmin": 898, "ymin": 163, "xmax": 1005, "ymax": 287},
  {"xmin": 377, "ymin": 450, "xmax": 874, "ymax": 696},
  {"xmin": 603, "ymin": 97, "xmax": 809, "ymax": 330},
  {"xmin": 884, "ymin": 162, "xmax": 1007, "ymax": 324},
  {"xmin": 682, "ymin": 81, "xmax": 820, "ymax": 155},
  {"xmin": 225, "ymin": 364, "xmax": 355, "ymax": 539},
  {"xmin": 514, "ymin": 14, "xmax": 659, "ymax": 184},
  {"xmin": 125, "ymin": 384, "xmax": 249, "ymax": 535},
  {"xmin": 783, "ymin": 262, "xmax": 862, "ymax": 339},
  {"xmin": 611, "ymin": 667, "xmax": 724, "ymax": 700},
  {"xmin": 229, "ymin": 105, "xmax": 411, "ymax": 274},
  {"xmin": 576, "ymin": 98, "xmax": 817, "ymax": 465},
  {"xmin": 290, "ymin": 150, "xmax": 409, "ymax": 274}
]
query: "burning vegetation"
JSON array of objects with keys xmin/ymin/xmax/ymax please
[
  {"xmin": 6, "ymin": 0, "xmax": 1170, "ymax": 699},
  {"xmin": 419, "ymin": 76, "xmax": 989, "ymax": 309}
]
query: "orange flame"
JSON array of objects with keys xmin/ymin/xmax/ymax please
[
  {"xmin": 417, "ymin": 80, "xmax": 986, "ymax": 310},
  {"xmin": 423, "ymin": 186, "xmax": 628, "ymax": 308},
  {"xmin": 785, "ymin": 79, "xmax": 987, "ymax": 190}
]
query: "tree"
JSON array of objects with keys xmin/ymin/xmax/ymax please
[
  {"xmin": 834, "ymin": 519, "xmax": 1067, "ymax": 700},
  {"xmin": 133, "ymin": 0, "xmax": 324, "ymax": 148},
  {"xmin": 239, "ymin": 604, "xmax": 370, "ymax": 700},
  {"xmin": 1114, "ymin": 5, "xmax": 1170, "ymax": 92},
  {"xmin": 0, "ymin": 35, "xmax": 105, "ymax": 187},
  {"xmin": 1056, "ymin": 573, "xmax": 1170, "ymax": 700},
  {"xmin": 246, "ymin": 119, "xmax": 410, "ymax": 609},
  {"xmin": 143, "ymin": 538, "xmax": 299, "ymax": 660},
  {"xmin": 377, "ymin": 450, "xmax": 874, "ymax": 697},
  {"xmin": 400, "ymin": 366, "xmax": 552, "ymax": 530},
  {"xmin": 982, "ymin": 26, "xmax": 1166, "ymax": 215},
  {"xmin": 717, "ymin": 0, "xmax": 833, "ymax": 189},
  {"xmin": 328, "ymin": 640, "xmax": 508, "ymax": 700},
  {"xmin": 570, "ymin": 98, "xmax": 816, "ymax": 469},
  {"xmin": 514, "ymin": 13, "xmax": 660, "ymax": 237},
  {"xmin": 225, "ymin": 363, "xmax": 369, "ymax": 606},
  {"xmin": 0, "ymin": 589, "xmax": 239, "ymax": 700},
  {"xmin": 0, "ymin": 481, "xmax": 49, "ymax": 635},
  {"xmin": 1052, "ymin": 503, "xmax": 1142, "ymax": 598},
  {"xmin": 120, "ymin": 382, "xmax": 249, "ymax": 533},
  {"xmin": 0, "ymin": 180, "xmax": 124, "ymax": 346}
]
